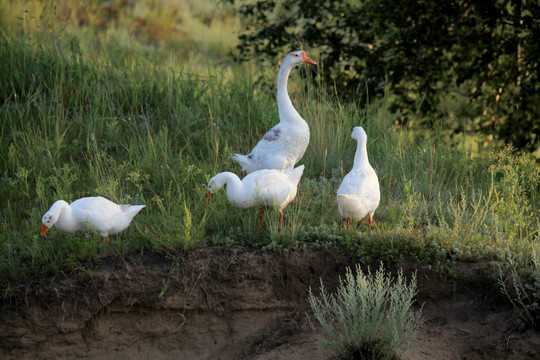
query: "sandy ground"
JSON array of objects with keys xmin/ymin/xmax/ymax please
[{"xmin": 1, "ymin": 246, "xmax": 538, "ymax": 359}]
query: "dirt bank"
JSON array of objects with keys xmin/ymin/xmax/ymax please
[{"xmin": 0, "ymin": 246, "xmax": 538, "ymax": 359}]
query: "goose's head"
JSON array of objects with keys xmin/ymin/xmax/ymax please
[
  {"xmin": 206, "ymin": 178, "xmax": 221, "ymax": 197},
  {"xmin": 206, "ymin": 173, "xmax": 230, "ymax": 201},
  {"xmin": 41, "ymin": 206, "xmax": 60, "ymax": 235},
  {"xmin": 350, "ymin": 126, "xmax": 368, "ymax": 144},
  {"xmin": 283, "ymin": 50, "xmax": 316, "ymax": 68}
]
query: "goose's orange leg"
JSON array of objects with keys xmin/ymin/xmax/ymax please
[
  {"xmin": 259, "ymin": 209, "xmax": 265, "ymax": 228},
  {"xmin": 103, "ymin": 236, "xmax": 110, "ymax": 256},
  {"xmin": 278, "ymin": 211, "xmax": 284, "ymax": 233},
  {"xmin": 344, "ymin": 218, "xmax": 350, "ymax": 229},
  {"xmin": 365, "ymin": 217, "xmax": 375, "ymax": 227}
]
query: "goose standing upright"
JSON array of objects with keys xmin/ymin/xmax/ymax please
[
  {"xmin": 232, "ymin": 50, "xmax": 316, "ymax": 173},
  {"xmin": 207, "ymin": 165, "xmax": 305, "ymax": 231},
  {"xmin": 337, "ymin": 127, "xmax": 380, "ymax": 228},
  {"xmin": 41, "ymin": 196, "xmax": 145, "ymax": 246}
]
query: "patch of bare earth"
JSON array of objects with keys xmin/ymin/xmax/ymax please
[{"xmin": 0, "ymin": 246, "xmax": 538, "ymax": 359}]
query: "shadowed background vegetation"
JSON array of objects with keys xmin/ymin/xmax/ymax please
[
  {"xmin": 231, "ymin": 0, "xmax": 540, "ymax": 155},
  {"xmin": 0, "ymin": 0, "xmax": 538, "ymax": 324}
]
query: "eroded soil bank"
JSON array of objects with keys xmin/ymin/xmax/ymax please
[{"xmin": 1, "ymin": 246, "xmax": 538, "ymax": 359}]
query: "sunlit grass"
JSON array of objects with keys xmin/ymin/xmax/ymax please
[{"xmin": 0, "ymin": 0, "xmax": 242, "ymax": 77}]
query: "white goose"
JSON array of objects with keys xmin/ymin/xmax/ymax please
[
  {"xmin": 232, "ymin": 50, "xmax": 316, "ymax": 173},
  {"xmin": 337, "ymin": 127, "xmax": 380, "ymax": 227},
  {"xmin": 41, "ymin": 196, "xmax": 145, "ymax": 246},
  {"xmin": 207, "ymin": 165, "xmax": 305, "ymax": 230}
]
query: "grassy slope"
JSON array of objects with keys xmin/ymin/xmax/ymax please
[{"xmin": 0, "ymin": 1, "xmax": 539, "ymax": 287}]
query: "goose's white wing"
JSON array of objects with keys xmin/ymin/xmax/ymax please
[
  {"xmin": 70, "ymin": 197, "xmax": 122, "ymax": 234},
  {"xmin": 246, "ymin": 170, "xmax": 293, "ymax": 207},
  {"xmin": 233, "ymin": 124, "xmax": 289, "ymax": 172}
]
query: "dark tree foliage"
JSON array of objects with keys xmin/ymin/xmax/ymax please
[{"xmin": 231, "ymin": 0, "xmax": 540, "ymax": 153}]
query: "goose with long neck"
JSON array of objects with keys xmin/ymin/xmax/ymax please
[
  {"xmin": 232, "ymin": 50, "xmax": 316, "ymax": 174},
  {"xmin": 337, "ymin": 127, "xmax": 380, "ymax": 228},
  {"xmin": 41, "ymin": 196, "xmax": 145, "ymax": 246},
  {"xmin": 207, "ymin": 165, "xmax": 305, "ymax": 230}
]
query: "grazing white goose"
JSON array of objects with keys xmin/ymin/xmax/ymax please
[
  {"xmin": 232, "ymin": 50, "xmax": 316, "ymax": 173},
  {"xmin": 41, "ymin": 196, "xmax": 145, "ymax": 246},
  {"xmin": 337, "ymin": 127, "xmax": 380, "ymax": 228},
  {"xmin": 207, "ymin": 165, "xmax": 305, "ymax": 230}
]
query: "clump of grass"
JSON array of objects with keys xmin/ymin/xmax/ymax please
[
  {"xmin": 308, "ymin": 263, "xmax": 422, "ymax": 360},
  {"xmin": 144, "ymin": 196, "xmax": 207, "ymax": 253}
]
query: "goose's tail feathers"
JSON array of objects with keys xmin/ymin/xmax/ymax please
[
  {"xmin": 121, "ymin": 204, "xmax": 146, "ymax": 216},
  {"xmin": 286, "ymin": 165, "xmax": 305, "ymax": 185},
  {"xmin": 232, "ymin": 154, "xmax": 249, "ymax": 173}
]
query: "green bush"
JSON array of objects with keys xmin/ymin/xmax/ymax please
[{"xmin": 308, "ymin": 263, "xmax": 422, "ymax": 359}]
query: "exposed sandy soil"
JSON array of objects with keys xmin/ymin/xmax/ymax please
[{"xmin": 1, "ymin": 246, "xmax": 538, "ymax": 359}]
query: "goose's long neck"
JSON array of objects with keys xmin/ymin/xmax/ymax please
[
  {"xmin": 213, "ymin": 173, "xmax": 244, "ymax": 200},
  {"xmin": 51, "ymin": 200, "xmax": 71, "ymax": 216},
  {"xmin": 277, "ymin": 64, "xmax": 302, "ymax": 123},
  {"xmin": 353, "ymin": 140, "xmax": 370, "ymax": 169},
  {"xmin": 50, "ymin": 201, "xmax": 74, "ymax": 227}
]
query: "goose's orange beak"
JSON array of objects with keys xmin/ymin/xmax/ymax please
[
  {"xmin": 41, "ymin": 223, "xmax": 49, "ymax": 236},
  {"xmin": 301, "ymin": 51, "xmax": 317, "ymax": 65},
  {"xmin": 206, "ymin": 190, "xmax": 212, "ymax": 202}
]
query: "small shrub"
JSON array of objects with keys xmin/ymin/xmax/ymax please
[
  {"xmin": 496, "ymin": 245, "xmax": 540, "ymax": 330},
  {"xmin": 308, "ymin": 263, "xmax": 422, "ymax": 360},
  {"xmin": 428, "ymin": 187, "xmax": 496, "ymax": 252},
  {"xmin": 489, "ymin": 145, "xmax": 539, "ymax": 247},
  {"xmin": 400, "ymin": 179, "xmax": 426, "ymax": 230}
]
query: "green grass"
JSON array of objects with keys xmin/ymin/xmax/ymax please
[{"xmin": 0, "ymin": 1, "xmax": 539, "ymax": 290}]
